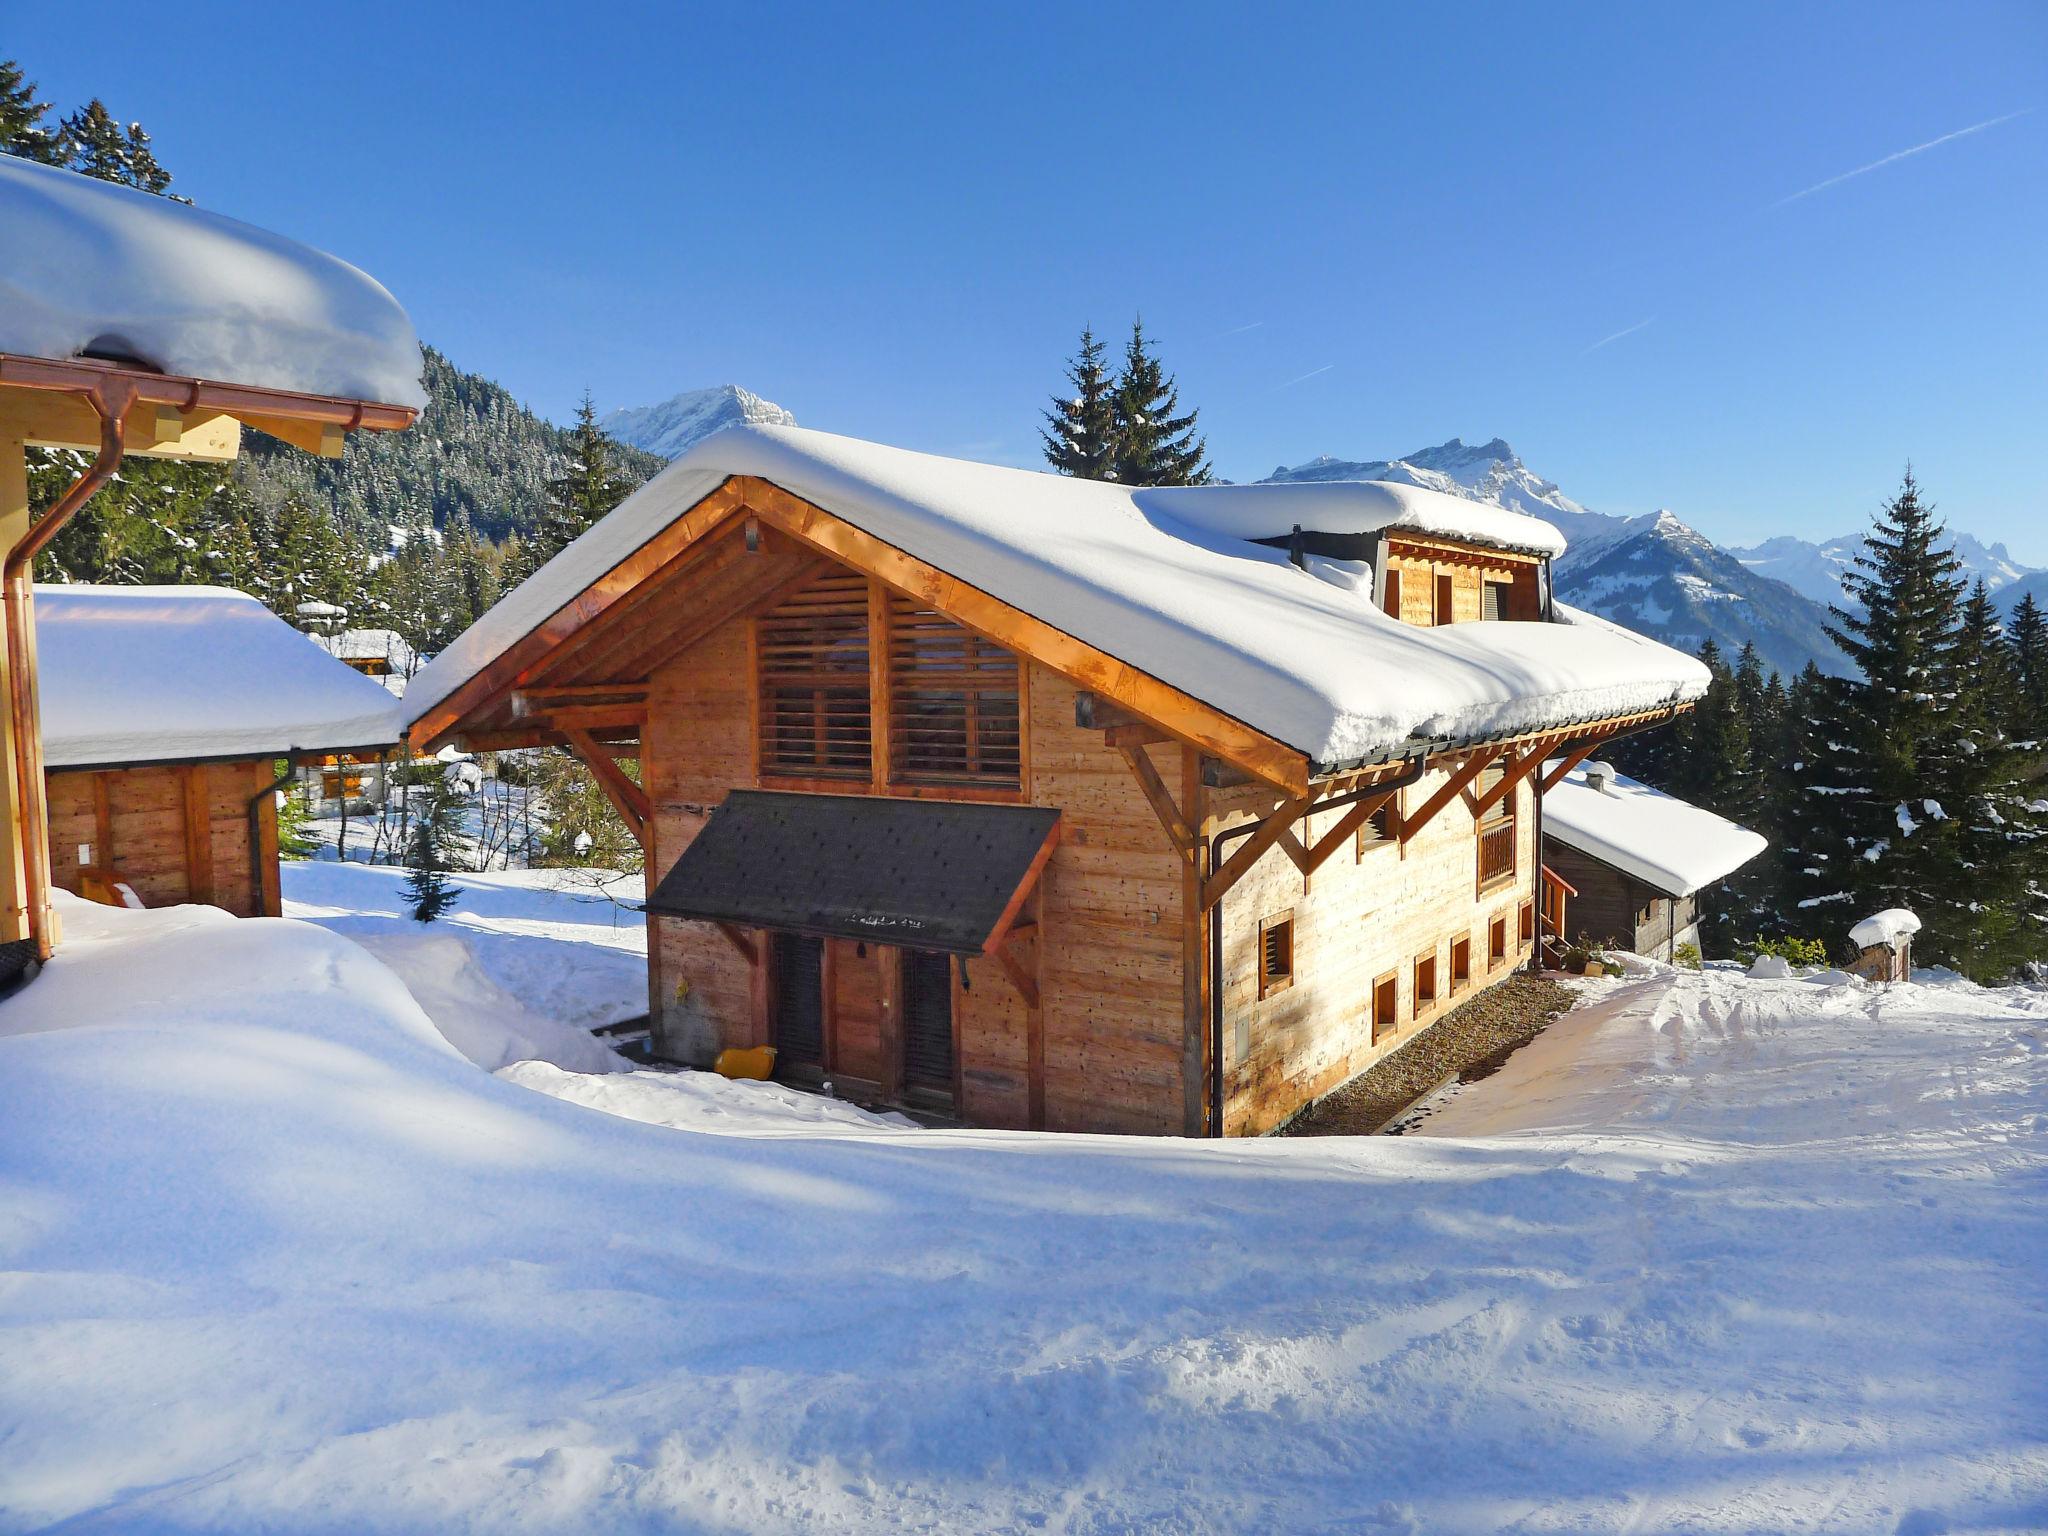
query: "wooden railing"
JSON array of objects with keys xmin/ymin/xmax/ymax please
[{"xmin": 1477, "ymin": 820, "xmax": 1516, "ymax": 889}]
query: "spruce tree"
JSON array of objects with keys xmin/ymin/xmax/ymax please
[
  {"xmin": 523, "ymin": 393, "xmax": 629, "ymax": 575},
  {"xmin": 1791, "ymin": 470, "xmax": 1975, "ymax": 964},
  {"xmin": 1668, "ymin": 640, "xmax": 1756, "ymax": 821},
  {"xmin": 0, "ymin": 59, "xmax": 63, "ymax": 162},
  {"xmin": 56, "ymin": 99, "xmax": 175, "ymax": 195},
  {"xmin": 1111, "ymin": 319, "xmax": 1211, "ymax": 487},
  {"xmin": 1042, "ymin": 327, "xmax": 1120, "ymax": 479},
  {"xmin": 2008, "ymin": 591, "xmax": 2048, "ymax": 747},
  {"xmin": 402, "ymin": 764, "xmax": 469, "ymax": 922}
]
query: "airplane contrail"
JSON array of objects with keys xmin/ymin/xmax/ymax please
[
  {"xmin": 1276, "ymin": 363, "xmax": 1334, "ymax": 388},
  {"xmin": 1774, "ymin": 108, "xmax": 2034, "ymax": 206},
  {"xmin": 1583, "ymin": 318, "xmax": 1653, "ymax": 355}
]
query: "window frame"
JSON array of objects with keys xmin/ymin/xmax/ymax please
[
  {"xmin": 1449, "ymin": 934, "xmax": 1472, "ymax": 994},
  {"xmin": 1412, "ymin": 948, "xmax": 1438, "ymax": 1019},
  {"xmin": 1371, "ymin": 968, "xmax": 1401, "ymax": 1044},
  {"xmin": 1257, "ymin": 910, "xmax": 1296, "ymax": 1001},
  {"xmin": 1488, "ymin": 913, "xmax": 1509, "ymax": 969}
]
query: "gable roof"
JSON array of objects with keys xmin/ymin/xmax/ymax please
[
  {"xmin": 1542, "ymin": 760, "xmax": 1767, "ymax": 897},
  {"xmin": 0, "ymin": 156, "xmax": 423, "ymax": 409},
  {"xmin": 406, "ymin": 425, "xmax": 1708, "ymax": 769},
  {"xmin": 36, "ymin": 585, "xmax": 405, "ymax": 769}
]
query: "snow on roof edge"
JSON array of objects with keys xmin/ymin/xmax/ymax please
[
  {"xmin": 0, "ymin": 156, "xmax": 425, "ymax": 410},
  {"xmin": 408, "ymin": 426, "xmax": 1706, "ymax": 765},
  {"xmin": 36, "ymin": 584, "xmax": 406, "ymax": 769},
  {"xmin": 1542, "ymin": 760, "xmax": 1767, "ymax": 897}
]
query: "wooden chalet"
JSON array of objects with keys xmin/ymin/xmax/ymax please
[
  {"xmin": 1539, "ymin": 760, "xmax": 1767, "ymax": 962},
  {"xmin": 35, "ymin": 585, "xmax": 403, "ymax": 916},
  {"xmin": 408, "ymin": 426, "xmax": 1708, "ymax": 1135},
  {"xmin": 0, "ymin": 155, "xmax": 421, "ymax": 974}
]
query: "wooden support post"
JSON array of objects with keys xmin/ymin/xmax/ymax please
[
  {"xmin": 1201, "ymin": 795, "xmax": 1314, "ymax": 911},
  {"xmin": 1115, "ymin": 742, "xmax": 1194, "ymax": 861},
  {"xmin": 561, "ymin": 727, "xmax": 650, "ymax": 846},
  {"xmin": 1539, "ymin": 741, "xmax": 1601, "ymax": 793},
  {"xmin": 182, "ymin": 765, "xmax": 215, "ymax": 906},
  {"xmin": 713, "ymin": 922, "xmax": 757, "ymax": 965},
  {"xmin": 1399, "ymin": 749, "xmax": 1501, "ymax": 846},
  {"xmin": 0, "ymin": 433, "xmax": 28, "ymax": 942},
  {"xmin": 1180, "ymin": 746, "xmax": 1208, "ymax": 1137}
]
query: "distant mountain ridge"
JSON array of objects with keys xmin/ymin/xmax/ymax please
[
  {"xmin": 601, "ymin": 386, "xmax": 795, "ymax": 460},
  {"xmin": 1728, "ymin": 529, "xmax": 2039, "ymax": 610},
  {"xmin": 1264, "ymin": 439, "xmax": 1853, "ymax": 678}
]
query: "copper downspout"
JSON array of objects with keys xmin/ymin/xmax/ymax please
[{"xmin": 5, "ymin": 378, "xmax": 137, "ymax": 958}]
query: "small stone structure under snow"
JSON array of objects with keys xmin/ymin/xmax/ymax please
[
  {"xmin": 1541, "ymin": 759, "xmax": 1768, "ymax": 961},
  {"xmin": 1848, "ymin": 908, "xmax": 1920, "ymax": 983}
]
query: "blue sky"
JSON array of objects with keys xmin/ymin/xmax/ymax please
[{"xmin": 13, "ymin": 3, "xmax": 2046, "ymax": 554}]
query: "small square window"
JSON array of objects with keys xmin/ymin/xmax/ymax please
[
  {"xmin": 1413, "ymin": 951, "xmax": 1438, "ymax": 1017},
  {"xmin": 1489, "ymin": 914, "xmax": 1509, "ymax": 968},
  {"xmin": 1450, "ymin": 936, "xmax": 1472, "ymax": 992},
  {"xmin": 1258, "ymin": 912, "xmax": 1295, "ymax": 1000},
  {"xmin": 1482, "ymin": 579, "xmax": 1512, "ymax": 621},
  {"xmin": 1372, "ymin": 970, "xmax": 1400, "ymax": 1043},
  {"xmin": 1355, "ymin": 799, "xmax": 1397, "ymax": 857}
]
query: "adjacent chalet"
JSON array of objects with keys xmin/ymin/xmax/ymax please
[
  {"xmin": 1540, "ymin": 760, "xmax": 1767, "ymax": 962},
  {"xmin": 408, "ymin": 425, "xmax": 1709, "ymax": 1135},
  {"xmin": 36, "ymin": 585, "xmax": 402, "ymax": 915},
  {"xmin": 0, "ymin": 155, "xmax": 421, "ymax": 971}
]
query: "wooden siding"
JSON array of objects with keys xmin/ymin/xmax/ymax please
[
  {"xmin": 1382, "ymin": 535, "xmax": 1541, "ymax": 627},
  {"xmin": 1212, "ymin": 764, "xmax": 1539, "ymax": 1136},
  {"xmin": 46, "ymin": 759, "xmax": 276, "ymax": 917},
  {"xmin": 1541, "ymin": 840, "xmax": 1699, "ymax": 961}
]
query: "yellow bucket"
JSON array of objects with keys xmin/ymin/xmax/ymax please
[{"xmin": 714, "ymin": 1045, "xmax": 777, "ymax": 1081}]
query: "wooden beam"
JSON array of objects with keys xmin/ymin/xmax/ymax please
[
  {"xmin": 182, "ymin": 765, "xmax": 214, "ymax": 905},
  {"xmin": 407, "ymin": 480, "xmax": 749, "ymax": 747},
  {"xmin": 714, "ymin": 922, "xmax": 757, "ymax": 966},
  {"xmin": 1469, "ymin": 738, "xmax": 1553, "ymax": 820},
  {"xmin": 1179, "ymin": 746, "xmax": 1208, "ymax": 1138},
  {"xmin": 1301, "ymin": 787, "xmax": 1401, "ymax": 876},
  {"xmin": 1115, "ymin": 742, "xmax": 1194, "ymax": 861},
  {"xmin": 1103, "ymin": 721, "xmax": 1172, "ymax": 750},
  {"xmin": 242, "ymin": 413, "xmax": 345, "ymax": 458},
  {"xmin": 981, "ymin": 821, "xmax": 1061, "ymax": 957},
  {"xmin": 1399, "ymin": 748, "xmax": 1501, "ymax": 846},
  {"xmin": 511, "ymin": 683, "xmax": 649, "ymax": 713},
  {"xmin": 991, "ymin": 942, "xmax": 1040, "ymax": 1012},
  {"xmin": 561, "ymin": 727, "xmax": 650, "ymax": 846},
  {"xmin": 1539, "ymin": 741, "xmax": 1602, "ymax": 793},
  {"xmin": 1201, "ymin": 795, "xmax": 1314, "ymax": 911}
]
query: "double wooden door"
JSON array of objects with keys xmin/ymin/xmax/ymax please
[{"xmin": 769, "ymin": 934, "xmax": 955, "ymax": 1103}]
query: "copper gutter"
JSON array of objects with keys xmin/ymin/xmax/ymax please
[
  {"xmin": 5, "ymin": 377, "xmax": 135, "ymax": 959},
  {"xmin": 0, "ymin": 353, "xmax": 418, "ymax": 434}
]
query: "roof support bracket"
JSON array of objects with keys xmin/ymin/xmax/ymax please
[
  {"xmin": 1399, "ymin": 748, "xmax": 1502, "ymax": 847},
  {"xmin": 561, "ymin": 726, "xmax": 649, "ymax": 848}
]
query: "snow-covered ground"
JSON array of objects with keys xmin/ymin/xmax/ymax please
[
  {"xmin": 2, "ymin": 897, "xmax": 2044, "ymax": 1533},
  {"xmin": 280, "ymin": 860, "xmax": 647, "ymax": 1073}
]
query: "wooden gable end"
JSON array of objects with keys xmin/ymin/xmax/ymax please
[{"xmin": 415, "ymin": 475, "xmax": 1312, "ymax": 795}]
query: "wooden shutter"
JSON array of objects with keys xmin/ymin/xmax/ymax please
[
  {"xmin": 757, "ymin": 570, "xmax": 873, "ymax": 780},
  {"xmin": 1257, "ymin": 911, "xmax": 1294, "ymax": 999},
  {"xmin": 902, "ymin": 949, "xmax": 955, "ymax": 1095},
  {"xmin": 772, "ymin": 933, "xmax": 825, "ymax": 1068},
  {"xmin": 1482, "ymin": 580, "xmax": 1508, "ymax": 621},
  {"xmin": 1435, "ymin": 572, "xmax": 1454, "ymax": 625},
  {"xmin": 886, "ymin": 594, "xmax": 1021, "ymax": 788}
]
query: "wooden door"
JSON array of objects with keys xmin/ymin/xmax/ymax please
[
  {"xmin": 826, "ymin": 937, "xmax": 886, "ymax": 1085},
  {"xmin": 902, "ymin": 949, "xmax": 955, "ymax": 1101},
  {"xmin": 771, "ymin": 933, "xmax": 825, "ymax": 1071}
]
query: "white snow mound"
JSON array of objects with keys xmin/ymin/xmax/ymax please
[
  {"xmin": 36, "ymin": 584, "xmax": 404, "ymax": 767},
  {"xmin": 0, "ymin": 155, "xmax": 424, "ymax": 408},
  {"xmin": 1850, "ymin": 907, "xmax": 1922, "ymax": 950}
]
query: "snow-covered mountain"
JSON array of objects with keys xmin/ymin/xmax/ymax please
[
  {"xmin": 1264, "ymin": 438, "xmax": 1850, "ymax": 678},
  {"xmin": 601, "ymin": 385, "xmax": 795, "ymax": 460},
  {"xmin": 1730, "ymin": 530, "xmax": 2041, "ymax": 610}
]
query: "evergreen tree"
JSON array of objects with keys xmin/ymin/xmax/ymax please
[
  {"xmin": 1668, "ymin": 640, "xmax": 1757, "ymax": 820},
  {"xmin": 0, "ymin": 58, "xmax": 63, "ymax": 162},
  {"xmin": 522, "ymin": 392, "xmax": 630, "ymax": 575},
  {"xmin": 1110, "ymin": 319, "xmax": 1211, "ymax": 486},
  {"xmin": 1785, "ymin": 469, "xmax": 1993, "ymax": 967},
  {"xmin": 1041, "ymin": 326, "xmax": 1119, "ymax": 479},
  {"xmin": 56, "ymin": 99, "xmax": 175, "ymax": 195},
  {"xmin": 2008, "ymin": 591, "xmax": 2048, "ymax": 746},
  {"xmin": 402, "ymin": 764, "xmax": 469, "ymax": 922}
]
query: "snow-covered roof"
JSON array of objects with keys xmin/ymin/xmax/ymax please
[
  {"xmin": 1849, "ymin": 909, "xmax": 1920, "ymax": 951},
  {"xmin": 1542, "ymin": 759, "xmax": 1768, "ymax": 897},
  {"xmin": 408, "ymin": 426, "xmax": 1708, "ymax": 767},
  {"xmin": 36, "ymin": 585, "xmax": 405, "ymax": 769},
  {"xmin": 0, "ymin": 156, "xmax": 424, "ymax": 409}
]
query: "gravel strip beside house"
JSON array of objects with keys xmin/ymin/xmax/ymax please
[{"xmin": 1275, "ymin": 973, "xmax": 1577, "ymax": 1136}]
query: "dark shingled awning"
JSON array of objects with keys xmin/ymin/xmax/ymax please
[{"xmin": 646, "ymin": 789, "xmax": 1061, "ymax": 955}]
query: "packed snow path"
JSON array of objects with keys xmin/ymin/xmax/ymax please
[{"xmin": 1, "ymin": 901, "xmax": 2043, "ymax": 1534}]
